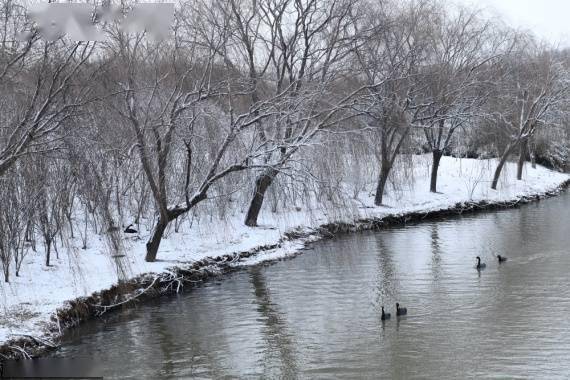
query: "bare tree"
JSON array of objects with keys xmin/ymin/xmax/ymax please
[
  {"xmin": 0, "ymin": 168, "xmax": 28, "ymax": 281},
  {"xmin": 33, "ymin": 157, "xmax": 67, "ymax": 267},
  {"xmin": 104, "ymin": 10, "xmax": 291, "ymax": 261},
  {"xmin": 0, "ymin": 37, "xmax": 95, "ymax": 178},
  {"xmin": 489, "ymin": 46, "xmax": 567, "ymax": 189},
  {"xmin": 419, "ymin": 5, "xmax": 495, "ymax": 192},
  {"xmin": 354, "ymin": 0, "xmax": 434, "ymax": 205},
  {"xmin": 205, "ymin": 0, "xmax": 360, "ymax": 226}
]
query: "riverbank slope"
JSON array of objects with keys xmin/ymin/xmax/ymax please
[{"xmin": 1, "ymin": 155, "xmax": 569, "ymax": 357}]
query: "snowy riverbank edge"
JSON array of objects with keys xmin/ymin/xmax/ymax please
[{"xmin": 1, "ymin": 160, "xmax": 570, "ymax": 359}]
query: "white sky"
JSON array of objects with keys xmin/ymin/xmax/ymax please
[{"xmin": 455, "ymin": 0, "xmax": 570, "ymax": 47}]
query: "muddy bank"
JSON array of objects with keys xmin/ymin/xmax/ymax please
[{"xmin": 1, "ymin": 179, "xmax": 569, "ymax": 360}]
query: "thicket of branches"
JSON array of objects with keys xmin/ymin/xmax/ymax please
[{"xmin": 0, "ymin": 0, "xmax": 568, "ymax": 277}]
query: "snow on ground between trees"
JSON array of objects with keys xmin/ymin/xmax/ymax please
[{"xmin": 0, "ymin": 155, "xmax": 568, "ymax": 345}]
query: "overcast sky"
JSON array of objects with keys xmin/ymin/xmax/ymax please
[{"xmin": 456, "ymin": 0, "xmax": 569, "ymax": 47}]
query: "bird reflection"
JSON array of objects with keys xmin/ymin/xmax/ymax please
[{"xmin": 374, "ymin": 233, "xmax": 398, "ymax": 311}]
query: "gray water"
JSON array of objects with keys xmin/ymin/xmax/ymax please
[{"xmin": 54, "ymin": 191, "xmax": 570, "ymax": 379}]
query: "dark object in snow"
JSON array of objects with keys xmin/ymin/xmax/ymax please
[
  {"xmin": 476, "ymin": 256, "xmax": 486, "ymax": 270},
  {"xmin": 396, "ymin": 303, "xmax": 407, "ymax": 316},
  {"xmin": 381, "ymin": 306, "xmax": 391, "ymax": 321},
  {"xmin": 497, "ymin": 255, "xmax": 507, "ymax": 263},
  {"xmin": 124, "ymin": 224, "xmax": 138, "ymax": 234}
]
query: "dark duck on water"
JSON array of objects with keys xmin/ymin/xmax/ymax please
[
  {"xmin": 396, "ymin": 303, "xmax": 407, "ymax": 316},
  {"xmin": 381, "ymin": 306, "xmax": 391, "ymax": 321},
  {"xmin": 476, "ymin": 256, "xmax": 486, "ymax": 270}
]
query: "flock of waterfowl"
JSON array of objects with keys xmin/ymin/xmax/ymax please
[
  {"xmin": 476, "ymin": 254, "xmax": 507, "ymax": 269},
  {"xmin": 382, "ymin": 254, "xmax": 507, "ymax": 321},
  {"xmin": 381, "ymin": 303, "xmax": 407, "ymax": 321}
]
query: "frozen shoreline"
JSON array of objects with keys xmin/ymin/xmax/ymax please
[{"xmin": 1, "ymin": 155, "xmax": 569, "ymax": 357}]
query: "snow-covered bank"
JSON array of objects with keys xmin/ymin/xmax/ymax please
[{"xmin": 1, "ymin": 156, "xmax": 569, "ymax": 356}]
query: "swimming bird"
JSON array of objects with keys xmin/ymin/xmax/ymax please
[
  {"xmin": 476, "ymin": 256, "xmax": 486, "ymax": 270},
  {"xmin": 396, "ymin": 303, "xmax": 407, "ymax": 316},
  {"xmin": 381, "ymin": 306, "xmax": 391, "ymax": 321},
  {"xmin": 497, "ymin": 255, "xmax": 507, "ymax": 263},
  {"xmin": 124, "ymin": 224, "xmax": 138, "ymax": 234}
]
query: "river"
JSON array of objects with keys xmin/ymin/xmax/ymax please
[{"xmin": 52, "ymin": 191, "xmax": 570, "ymax": 379}]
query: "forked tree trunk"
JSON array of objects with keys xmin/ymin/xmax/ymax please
[
  {"xmin": 245, "ymin": 169, "xmax": 278, "ymax": 227},
  {"xmin": 145, "ymin": 219, "xmax": 168, "ymax": 262},
  {"xmin": 517, "ymin": 138, "xmax": 528, "ymax": 180},
  {"xmin": 491, "ymin": 142, "xmax": 517, "ymax": 190},
  {"xmin": 145, "ymin": 194, "xmax": 206, "ymax": 262},
  {"xmin": 374, "ymin": 162, "xmax": 391, "ymax": 206},
  {"xmin": 430, "ymin": 150, "xmax": 443, "ymax": 193}
]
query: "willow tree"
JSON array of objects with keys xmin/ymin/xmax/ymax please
[
  {"xmin": 489, "ymin": 46, "xmax": 567, "ymax": 190},
  {"xmin": 105, "ymin": 5, "xmax": 291, "ymax": 261},
  {"xmin": 0, "ymin": 0, "xmax": 95, "ymax": 178},
  {"xmin": 419, "ymin": 5, "xmax": 496, "ymax": 193},
  {"xmin": 354, "ymin": 0, "xmax": 434, "ymax": 205},
  {"xmin": 197, "ymin": 0, "xmax": 360, "ymax": 226}
]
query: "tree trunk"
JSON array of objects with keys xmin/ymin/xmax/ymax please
[
  {"xmin": 145, "ymin": 219, "xmax": 168, "ymax": 262},
  {"xmin": 45, "ymin": 240, "xmax": 51, "ymax": 267},
  {"xmin": 67, "ymin": 213, "xmax": 74, "ymax": 238},
  {"xmin": 530, "ymin": 137, "xmax": 536, "ymax": 169},
  {"xmin": 245, "ymin": 169, "xmax": 277, "ymax": 227},
  {"xmin": 517, "ymin": 138, "xmax": 528, "ymax": 180},
  {"xmin": 491, "ymin": 143, "xmax": 516, "ymax": 190},
  {"xmin": 430, "ymin": 150, "xmax": 443, "ymax": 193},
  {"xmin": 374, "ymin": 163, "xmax": 391, "ymax": 206}
]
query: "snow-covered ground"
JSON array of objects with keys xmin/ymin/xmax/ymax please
[{"xmin": 0, "ymin": 156, "xmax": 568, "ymax": 346}]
